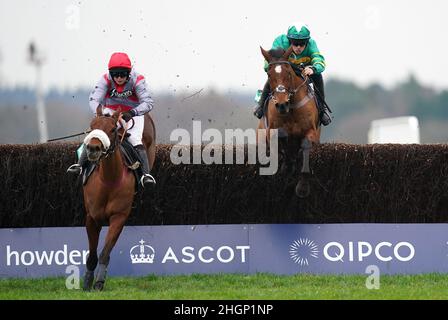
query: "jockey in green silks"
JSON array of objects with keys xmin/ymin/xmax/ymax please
[{"xmin": 254, "ymin": 22, "xmax": 332, "ymax": 126}]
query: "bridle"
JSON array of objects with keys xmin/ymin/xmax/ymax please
[
  {"xmin": 101, "ymin": 118, "xmax": 119, "ymax": 159},
  {"xmin": 86, "ymin": 115, "xmax": 131, "ymax": 188},
  {"xmin": 87, "ymin": 115, "xmax": 123, "ymax": 161},
  {"xmin": 267, "ymin": 61, "xmax": 310, "ymax": 106}
]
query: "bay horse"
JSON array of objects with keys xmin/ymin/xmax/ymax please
[
  {"xmin": 82, "ymin": 105, "xmax": 156, "ymax": 291},
  {"xmin": 258, "ymin": 46, "xmax": 321, "ymax": 197}
]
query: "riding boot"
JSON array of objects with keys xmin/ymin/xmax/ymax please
[
  {"xmin": 253, "ymin": 81, "xmax": 270, "ymax": 119},
  {"xmin": 316, "ymin": 97, "xmax": 331, "ymax": 126},
  {"xmin": 310, "ymin": 73, "xmax": 331, "ymax": 126},
  {"xmin": 67, "ymin": 146, "xmax": 88, "ymax": 175},
  {"xmin": 319, "ymin": 106, "xmax": 332, "ymax": 126},
  {"xmin": 134, "ymin": 145, "xmax": 156, "ymax": 187}
]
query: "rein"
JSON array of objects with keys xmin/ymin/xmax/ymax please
[
  {"xmin": 95, "ymin": 116, "xmax": 129, "ymax": 188},
  {"xmin": 120, "ymin": 116, "xmax": 130, "ymax": 144},
  {"xmin": 99, "ymin": 116, "xmax": 124, "ymax": 159},
  {"xmin": 47, "ymin": 129, "xmax": 91, "ymax": 142},
  {"xmin": 102, "ymin": 127, "xmax": 119, "ymax": 159}
]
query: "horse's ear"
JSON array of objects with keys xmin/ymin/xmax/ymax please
[
  {"xmin": 96, "ymin": 104, "xmax": 103, "ymax": 117},
  {"xmin": 260, "ymin": 46, "xmax": 271, "ymax": 62},
  {"xmin": 282, "ymin": 46, "xmax": 294, "ymax": 61}
]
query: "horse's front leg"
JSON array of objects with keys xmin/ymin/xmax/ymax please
[
  {"xmin": 296, "ymin": 136, "xmax": 313, "ymax": 197},
  {"xmin": 278, "ymin": 133, "xmax": 291, "ymax": 175},
  {"xmin": 300, "ymin": 137, "xmax": 312, "ymax": 174},
  {"xmin": 93, "ymin": 213, "xmax": 128, "ymax": 291},
  {"xmin": 83, "ymin": 215, "xmax": 101, "ymax": 291}
]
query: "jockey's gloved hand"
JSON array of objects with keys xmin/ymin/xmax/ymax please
[
  {"xmin": 303, "ymin": 66, "xmax": 315, "ymax": 76},
  {"xmin": 121, "ymin": 111, "xmax": 134, "ymax": 122}
]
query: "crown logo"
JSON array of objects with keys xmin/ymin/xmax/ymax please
[{"xmin": 130, "ymin": 239, "xmax": 155, "ymax": 264}]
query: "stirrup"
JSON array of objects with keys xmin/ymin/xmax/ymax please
[
  {"xmin": 67, "ymin": 164, "xmax": 82, "ymax": 175},
  {"xmin": 140, "ymin": 173, "xmax": 156, "ymax": 187}
]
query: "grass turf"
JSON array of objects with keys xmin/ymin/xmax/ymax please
[{"xmin": 1, "ymin": 273, "xmax": 448, "ymax": 300}]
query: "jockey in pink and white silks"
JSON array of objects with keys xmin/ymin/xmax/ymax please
[{"xmin": 67, "ymin": 52, "xmax": 155, "ymax": 187}]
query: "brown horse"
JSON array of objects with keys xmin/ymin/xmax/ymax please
[
  {"xmin": 82, "ymin": 105, "xmax": 156, "ymax": 291},
  {"xmin": 258, "ymin": 46, "xmax": 321, "ymax": 197}
]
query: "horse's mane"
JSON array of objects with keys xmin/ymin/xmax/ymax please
[{"xmin": 269, "ymin": 48, "xmax": 286, "ymax": 60}]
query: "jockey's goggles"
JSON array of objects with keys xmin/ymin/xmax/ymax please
[
  {"xmin": 110, "ymin": 70, "xmax": 130, "ymax": 78},
  {"xmin": 290, "ymin": 39, "xmax": 308, "ymax": 47}
]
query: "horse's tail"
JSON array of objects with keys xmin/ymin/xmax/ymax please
[
  {"xmin": 148, "ymin": 113, "xmax": 156, "ymax": 142},
  {"xmin": 144, "ymin": 113, "xmax": 156, "ymax": 170}
]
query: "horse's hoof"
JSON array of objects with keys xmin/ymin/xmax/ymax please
[
  {"xmin": 83, "ymin": 271, "xmax": 94, "ymax": 291},
  {"xmin": 93, "ymin": 281, "xmax": 105, "ymax": 291},
  {"xmin": 295, "ymin": 177, "xmax": 311, "ymax": 198},
  {"xmin": 82, "ymin": 283, "xmax": 91, "ymax": 292}
]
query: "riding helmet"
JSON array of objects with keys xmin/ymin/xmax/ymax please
[
  {"xmin": 108, "ymin": 52, "xmax": 132, "ymax": 70},
  {"xmin": 287, "ymin": 24, "xmax": 311, "ymax": 40}
]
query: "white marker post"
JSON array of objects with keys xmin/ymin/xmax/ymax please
[{"xmin": 28, "ymin": 42, "xmax": 48, "ymax": 143}]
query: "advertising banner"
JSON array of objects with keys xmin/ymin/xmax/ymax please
[{"xmin": 1, "ymin": 224, "xmax": 447, "ymax": 278}]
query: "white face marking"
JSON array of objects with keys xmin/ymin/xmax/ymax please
[{"xmin": 275, "ymin": 65, "xmax": 282, "ymax": 74}]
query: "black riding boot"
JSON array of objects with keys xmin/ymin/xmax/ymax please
[
  {"xmin": 253, "ymin": 81, "xmax": 270, "ymax": 119},
  {"xmin": 310, "ymin": 73, "xmax": 331, "ymax": 126},
  {"xmin": 135, "ymin": 145, "xmax": 156, "ymax": 187},
  {"xmin": 67, "ymin": 146, "xmax": 88, "ymax": 175}
]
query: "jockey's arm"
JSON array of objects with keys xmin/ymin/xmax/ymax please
[
  {"xmin": 308, "ymin": 40, "xmax": 326, "ymax": 74},
  {"xmin": 89, "ymin": 76, "xmax": 108, "ymax": 115},
  {"xmin": 132, "ymin": 78, "xmax": 154, "ymax": 117}
]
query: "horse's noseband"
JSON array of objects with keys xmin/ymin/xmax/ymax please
[{"xmin": 275, "ymin": 85, "xmax": 287, "ymax": 94}]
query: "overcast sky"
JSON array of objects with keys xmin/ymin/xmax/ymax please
[{"xmin": 1, "ymin": 0, "xmax": 448, "ymax": 93}]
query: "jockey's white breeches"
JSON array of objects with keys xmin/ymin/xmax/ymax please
[
  {"xmin": 125, "ymin": 115, "xmax": 144, "ymax": 146},
  {"xmin": 103, "ymin": 107, "xmax": 144, "ymax": 146}
]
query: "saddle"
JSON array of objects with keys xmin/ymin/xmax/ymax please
[{"xmin": 82, "ymin": 139, "xmax": 144, "ymax": 191}]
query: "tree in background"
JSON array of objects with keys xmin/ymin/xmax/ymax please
[{"xmin": 0, "ymin": 76, "xmax": 448, "ymax": 144}]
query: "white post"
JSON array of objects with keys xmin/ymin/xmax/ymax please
[
  {"xmin": 29, "ymin": 42, "xmax": 48, "ymax": 143},
  {"xmin": 0, "ymin": 48, "xmax": 3, "ymax": 87},
  {"xmin": 35, "ymin": 61, "xmax": 48, "ymax": 143}
]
